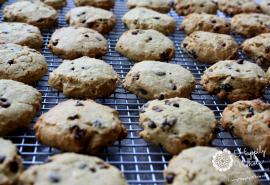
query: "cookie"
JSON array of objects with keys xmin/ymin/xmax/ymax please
[
  {"xmin": 181, "ymin": 31, "xmax": 238, "ymax": 64},
  {"xmin": 116, "ymin": 29, "xmax": 175, "ymax": 62},
  {"xmin": 122, "ymin": 7, "xmax": 176, "ymax": 35},
  {"xmin": 123, "ymin": 61, "xmax": 195, "ymax": 100},
  {"xmin": 221, "ymin": 99, "xmax": 270, "ymax": 155},
  {"xmin": 35, "ymin": 99, "xmax": 127, "ymax": 154},
  {"xmin": 66, "ymin": 6, "xmax": 117, "ymax": 34},
  {"xmin": 242, "ymin": 33, "xmax": 270, "ymax": 65},
  {"xmin": 19, "ymin": 153, "xmax": 128, "ymax": 185},
  {"xmin": 217, "ymin": 0, "xmax": 260, "ymax": 15},
  {"xmin": 0, "ymin": 22, "xmax": 43, "ymax": 50},
  {"xmin": 73, "ymin": 0, "xmax": 114, "ymax": 10},
  {"xmin": 139, "ymin": 98, "xmax": 217, "ymax": 155},
  {"xmin": 0, "ymin": 44, "xmax": 47, "ymax": 84},
  {"xmin": 3, "ymin": 1, "xmax": 58, "ymax": 29},
  {"xmin": 164, "ymin": 146, "xmax": 260, "ymax": 185},
  {"xmin": 260, "ymin": 0, "xmax": 270, "ymax": 15},
  {"xmin": 0, "ymin": 79, "xmax": 41, "ymax": 136},
  {"xmin": 174, "ymin": 0, "xmax": 217, "ymax": 16},
  {"xmin": 48, "ymin": 27, "xmax": 107, "ymax": 60},
  {"xmin": 231, "ymin": 13, "xmax": 270, "ymax": 37},
  {"xmin": 127, "ymin": 0, "xmax": 172, "ymax": 13},
  {"xmin": 180, "ymin": 13, "xmax": 230, "ymax": 35},
  {"xmin": 200, "ymin": 60, "xmax": 268, "ymax": 102},
  {"xmin": 267, "ymin": 67, "xmax": 270, "ymax": 80},
  {"xmin": 40, "ymin": 0, "xmax": 67, "ymax": 9},
  {"xmin": 0, "ymin": 138, "xmax": 23, "ymax": 185},
  {"xmin": 48, "ymin": 56, "xmax": 119, "ymax": 98}
]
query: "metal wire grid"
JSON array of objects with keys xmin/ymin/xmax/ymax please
[{"xmin": 0, "ymin": 0, "xmax": 270, "ymax": 184}]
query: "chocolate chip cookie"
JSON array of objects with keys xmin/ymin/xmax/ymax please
[
  {"xmin": 242, "ymin": 33, "xmax": 270, "ymax": 65},
  {"xmin": 231, "ymin": 13, "xmax": 270, "ymax": 37},
  {"xmin": 48, "ymin": 27, "xmax": 107, "ymax": 59},
  {"xmin": 127, "ymin": 0, "xmax": 172, "ymax": 13},
  {"xmin": 221, "ymin": 99, "xmax": 270, "ymax": 155},
  {"xmin": 164, "ymin": 146, "xmax": 260, "ymax": 185},
  {"xmin": 73, "ymin": 0, "xmax": 114, "ymax": 9},
  {"xmin": 174, "ymin": 0, "xmax": 217, "ymax": 16},
  {"xmin": 0, "ymin": 22, "xmax": 43, "ymax": 50},
  {"xmin": 260, "ymin": 0, "xmax": 270, "ymax": 15},
  {"xmin": 0, "ymin": 43, "xmax": 47, "ymax": 84},
  {"xmin": 217, "ymin": 0, "xmax": 260, "ymax": 15},
  {"xmin": 0, "ymin": 79, "xmax": 42, "ymax": 136},
  {"xmin": 181, "ymin": 31, "xmax": 238, "ymax": 64},
  {"xmin": 3, "ymin": 1, "xmax": 58, "ymax": 29},
  {"xmin": 35, "ymin": 99, "xmax": 127, "ymax": 154},
  {"xmin": 19, "ymin": 153, "xmax": 128, "ymax": 185},
  {"xmin": 66, "ymin": 6, "xmax": 117, "ymax": 34},
  {"xmin": 123, "ymin": 61, "xmax": 195, "ymax": 100},
  {"xmin": 116, "ymin": 29, "xmax": 175, "ymax": 62},
  {"xmin": 200, "ymin": 60, "xmax": 268, "ymax": 102},
  {"xmin": 139, "ymin": 98, "xmax": 216, "ymax": 155},
  {"xmin": 122, "ymin": 7, "xmax": 176, "ymax": 35},
  {"xmin": 0, "ymin": 138, "xmax": 23, "ymax": 185},
  {"xmin": 180, "ymin": 13, "xmax": 230, "ymax": 35},
  {"xmin": 41, "ymin": 0, "xmax": 67, "ymax": 9},
  {"xmin": 48, "ymin": 56, "xmax": 119, "ymax": 98}
]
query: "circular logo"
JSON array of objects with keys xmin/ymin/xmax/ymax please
[{"xmin": 212, "ymin": 149, "xmax": 234, "ymax": 172}]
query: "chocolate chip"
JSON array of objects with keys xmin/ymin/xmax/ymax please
[
  {"xmin": 132, "ymin": 73, "xmax": 140, "ymax": 81},
  {"xmin": 7, "ymin": 60, "xmax": 14, "ymax": 65},
  {"xmin": 0, "ymin": 101, "xmax": 10, "ymax": 108},
  {"xmin": 138, "ymin": 88, "xmax": 148, "ymax": 95},
  {"xmin": 188, "ymin": 50, "xmax": 197, "ymax": 59},
  {"xmin": 162, "ymin": 118, "xmax": 177, "ymax": 129},
  {"xmin": 153, "ymin": 17, "xmax": 160, "ymax": 19},
  {"xmin": 8, "ymin": 161, "xmax": 19, "ymax": 173},
  {"xmin": 93, "ymin": 120, "xmax": 103, "ymax": 128},
  {"xmin": 155, "ymin": 71, "xmax": 166, "ymax": 76},
  {"xmin": 237, "ymin": 59, "xmax": 244, "ymax": 64},
  {"xmin": 265, "ymin": 46, "xmax": 270, "ymax": 53},
  {"xmin": 171, "ymin": 83, "xmax": 177, "ymax": 90},
  {"xmin": 90, "ymin": 167, "xmax": 96, "ymax": 172},
  {"xmin": 211, "ymin": 20, "xmax": 217, "ymax": 24},
  {"xmin": 159, "ymin": 94, "xmax": 165, "ymax": 100},
  {"xmin": 165, "ymin": 173, "xmax": 175, "ymax": 184},
  {"xmin": 77, "ymin": 11, "xmax": 86, "ymax": 16},
  {"xmin": 49, "ymin": 173, "xmax": 61, "ymax": 183},
  {"xmin": 182, "ymin": 43, "xmax": 188, "ymax": 48},
  {"xmin": 0, "ymin": 98, "xmax": 7, "ymax": 102},
  {"xmin": 214, "ymin": 26, "xmax": 220, "ymax": 32},
  {"xmin": 70, "ymin": 67, "xmax": 75, "ymax": 71},
  {"xmin": 200, "ymin": 4, "xmax": 204, "ymax": 7},
  {"xmin": 96, "ymin": 37, "xmax": 102, "ymax": 41},
  {"xmin": 131, "ymin": 30, "xmax": 139, "ymax": 35},
  {"xmin": 172, "ymin": 103, "xmax": 179, "ymax": 108},
  {"xmin": 147, "ymin": 120, "xmax": 157, "ymax": 129},
  {"xmin": 246, "ymin": 107, "xmax": 254, "ymax": 118},
  {"xmin": 219, "ymin": 84, "xmax": 233, "ymax": 92},
  {"xmin": 81, "ymin": 19, "xmax": 86, "ymax": 23},
  {"xmin": 84, "ymin": 34, "xmax": 89, "ymax": 38},
  {"xmin": 146, "ymin": 37, "xmax": 152, "ymax": 42},
  {"xmin": 2, "ymin": 31, "xmax": 8, "ymax": 34},
  {"xmin": 221, "ymin": 43, "xmax": 226, "ymax": 47},
  {"xmin": 160, "ymin": 48, "xmax": 172, "ymax": 61},
  {"xmin": 78, "ymin": 163, "xmax": 87, "ymax": 169},
  {"xmin": 0, "ymin": 155, "xmax": 5, "ymax": 163},
  {"xmin": 68, "ymin": 114, "xmax": 80, "ymax": 120},
  {"xmin": 152, "ymin": 106, "xmax": 163, "ymax": 112},
  {"xmin": 96, "ymin": 161, "xmax": 109, "ymax": 169},
  {"xmin": 75, "ymin": 101, "xmax": 84, "ymax": 106},
  {"xmin": 69, "ymin": 125, "xmax": 85, "ymax": 140},
  {"xmin": 52, "ymin": 40, "xmax": 58, "ymax": 46}
]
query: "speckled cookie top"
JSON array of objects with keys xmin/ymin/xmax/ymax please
[
  {"xmin": 116, "ymin": 29, "xmax": 175, "ymax": 62},
  {"xmin": 66, "ymin": 6, "xmax": 116, "ymax": 33},
  {"xmin": 19, "ymin": 153, "xmax": 128, "ymax": 185},
  {"xmin": 164, "ymin": 146, "xmax": 260, "ymax": 185},
  {"xmin": 0, "ymin": 138, "xmax": 23, "ymax": 185},
  {"xmin": 0, "ymin": 43, "xmax": 48, "ymax": 84},
  {"xmin": 123, "ymin": 60, "xmax": 195, "ymax": 100},
  {"xmin": 174, "ymin": 0, "xmax": 218, "ymax": 15},
  {"xmin": 217, "ymin": 0, "xmax": 260, "ymax": 15},
  {"xmin": 260, "ymin": 0, "xmax": 270, "ymax": 14},
  {"xmin": 122, "ymin": 7, "xmax": 176, "ymax": 35},
  {"xmin": 127, "ymin": 0, "xmax": 172, "ymax": 13}
]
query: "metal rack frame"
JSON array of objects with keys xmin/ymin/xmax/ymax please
[{"xmin": 1, "ymin": 0, "xmax": 270, "ymax": 184}]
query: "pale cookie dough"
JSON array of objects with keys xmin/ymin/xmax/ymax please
[
  {"xmin": 73, "ymin": 0, "xmax": 114, "ymax": 9},
  {"xmin": 127, "ymin": 0, "xmax": 172, "ymax": 13},
  {"xmin": 217, "ymin": 0, "xmax": 260, "ymax": 15}
]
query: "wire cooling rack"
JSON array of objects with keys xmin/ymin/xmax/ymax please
[{"xmin": 1, "ymin": 0, "xmax": 270, "ymax": 184}]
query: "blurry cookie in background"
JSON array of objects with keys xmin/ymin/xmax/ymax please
[
  {"xmin": 66, "ymin": 6, "xmax": 117, "ymax": 34},
  {"xmin": 180, "ymin": 13, "xmax": 230, "ymax": 35},
  {"xmin": 0, "ymin": 22, "xmax": 43, "ymax": 50},
  {"xmin": 260, "ymin": 0, "xmax": 270, "ymax": 15},
  {"xmin": 3, "ymin": 1, "xmax": 58, "ymax": 29},
  {"xmin": 174, "ymin": 0, "xmax": 217, "ymax": 16},
  {"xmin": 231, "ymin": 13, "xmax": 270, "ymax": 37},
  {"xmin": 73, "ymin": 0, "xmax": 114, "ymax": 10},
  {"xmin": 122, "ymin": 7, "xmax": 176, "ymax": 35},
  {"xmin": 217, "ymin": 0, "xmax": 260, "ymax": 15},
  {"xmin": 127, "ymin": 0, "xmax": 172, "ymax": 13}
]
